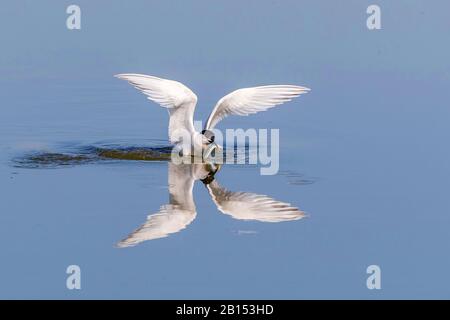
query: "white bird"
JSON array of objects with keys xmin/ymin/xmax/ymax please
[
  {"xmin": 115, "ymin": 74, "xmax": 310, "ymax": 156},
  {"xmin": 117, "ymin": 162, "xmax": 305, "ymax": 247}
]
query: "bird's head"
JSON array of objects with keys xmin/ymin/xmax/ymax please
[
  {"xmin": 200, "ymin": 129, "xmax": 215, "ymax": 145},
  {"xmin": 200, "ymin": 129, "xmax": 221, "ymax": 160}
]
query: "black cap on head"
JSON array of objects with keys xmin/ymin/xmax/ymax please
[{"xmin": 201, "ymin": 129, "xmax": 215, "ymax": 143}]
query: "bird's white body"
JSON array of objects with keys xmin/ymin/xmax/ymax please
[{"xmin": 115, "ymin": 73, "xmax": 310, "ymax": 156}]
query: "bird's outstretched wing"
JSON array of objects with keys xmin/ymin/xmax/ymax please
[
  {"xmin": 116, "ymin": 163, "xmax": 197, "ymax": 247},
  {"xmin": 115, "ymin": 74, "xmax": 198, "ymax": 143},
  {"xmin": 206, "ymin": 180, "xmax": 306, "ymax": 223},
  {"xmin": 204, "ymin": 85, "xmax": 310, "ymax": 130}
]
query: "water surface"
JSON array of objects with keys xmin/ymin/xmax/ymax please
[{"xmin": 1, "ymin": 1, "xmax": 450, "ymax": 299}]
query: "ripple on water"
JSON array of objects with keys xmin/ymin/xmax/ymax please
[
  {"xmin": 12, "ymin": 145, "xmax": 173, "ymax": 169},
  {"xmin": 12, "ymin": 142, "xmax": 254, "ymax": 169}
]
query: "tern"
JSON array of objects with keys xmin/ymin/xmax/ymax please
[{"xmin": 115, "ymin": 74, "xmax": 310, "ymax": 157}]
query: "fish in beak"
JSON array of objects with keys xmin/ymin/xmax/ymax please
[{"xmin": 203, "ymin": 142, "xmax": 221, "ymax": 159}]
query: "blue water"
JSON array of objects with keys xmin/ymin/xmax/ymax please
[{"xmin": 1, "ymin": 1, "xmax": 450, "ymax": 299}]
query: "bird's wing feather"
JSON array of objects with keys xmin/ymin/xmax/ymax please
[
  {"xmin": 116, "ymin": 163, "xmax": 196, "ymax": 247},
  {"xmin": 204, "ymin": 85, "xmax": 310, "ymax": 130},
  {"xmin": 207, "ymin": 180, "xmax": 305, "ymax": 222},
  {"xmin": 115, "ymin": 73, "xmax": 198, "ymax": 143}
]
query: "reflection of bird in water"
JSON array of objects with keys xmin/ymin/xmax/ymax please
[
  {"xmin": 117, "ymin": 162, "xmax": 305, "ymax": 248},
  {"xmin": 117, "ymin": 162, "xmax": 215, "ymax": 248},
  {"xmin": 115, "ymin": 74, "xmax": 310, "ymax": 157},
  {"xmin": 206, "ymin": 180, "xmax": 305, "ymax": 223}
]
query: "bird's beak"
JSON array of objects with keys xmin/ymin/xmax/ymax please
[{"xmin": 204, "ymin": 142, "xmax": 220, "ymax": 159}]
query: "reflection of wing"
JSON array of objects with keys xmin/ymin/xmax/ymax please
[
  {"xmin": 204, "ymin": 85, "xmax": 310, "ymax": 130},
  {"xmin": 117, "ymin": 163, "xmax": 197, "ymax": 247},
  {"xmin": 116, "ymin": 205, "xmax": 195, "ymax": 247},
  {"xmin": 115, "ymin": 74, "xmax": 197, "ymax": 143},
  {"xmin": 207, "ymin": 180, "xmax": 305, "ymax": 223}
]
